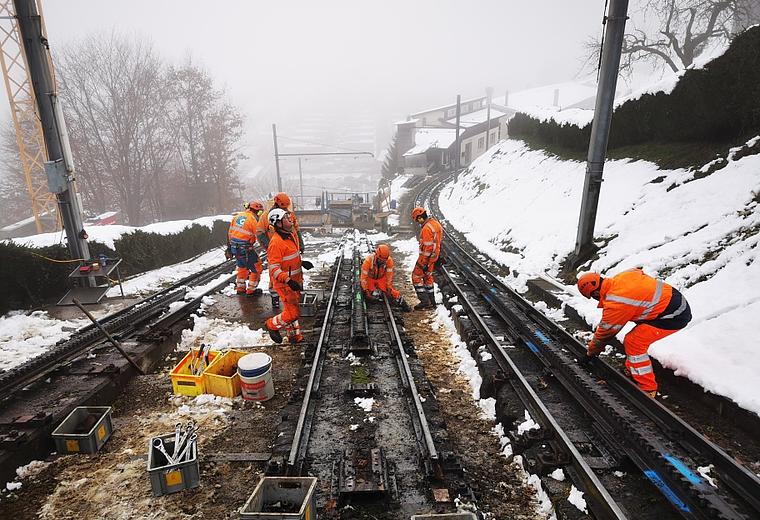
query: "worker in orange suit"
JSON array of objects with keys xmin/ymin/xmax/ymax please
[
  {"xmin": 264, "ymin": 208, "xmax": 314, "ymax": 344},
  {"xmin": 360, "ymin": 244, "xmax": 411, "ymax": 311},
  {"xmin": 578, "ymin": 268, "xmax": 692, "ymax": 398},
  {"xmin": 227, "ymin": 201, "xmax": 265, "ymax": 296},
  {"xmin": 256, "ymin": 192, "xmax": 304, "ymax": 309},
  {"xmin": 411, "ymin": 206, "xmax": 443, "ymax": 310}
]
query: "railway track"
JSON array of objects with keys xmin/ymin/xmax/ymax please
[
  {"xmin": 0, "ymin": 254, "xmax": 236, "ymax": 484},
  {"xmin": 267, "ymin": 233, "xmax": 471, "ymax": 519},
  {"xmin": 0, "ymin": 257, "xmax": 235, "ymax": 400},
  {"xmin": 417, "ymin": 178, "xmax": 760, "ymax": 519}
]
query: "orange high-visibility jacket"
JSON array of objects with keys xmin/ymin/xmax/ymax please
[
  {"xmin": 417, "ymin": 217, "xmax": 443, "ymax": 267},
  {"xmin": 267, "ymin": 231, "xmax": 303, "ymax": 291},
  {"xmin": 228, "ymin": 210, "xmax": 258, "ymax": 245},
  {"xmin": 593, "ymin": 268, "xmax": 674, "ymax": 345},
  {"xmin": 256, "ymin": 208, "xmax": 302, "ymax": 249},
  {"xmin": 360, "ymin": 254, "xmax": 396, "ymax": 292}
]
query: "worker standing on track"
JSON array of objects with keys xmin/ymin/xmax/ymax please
[
  {"xmin": 578, "ymin": 268, "xmax": 692, "ymax": 398},
  {"xmin": 361, "ymin": 244, "xmax": 411, "ymax": 312},
  {"xmin": 264, "ymin": 208, "xmax": 314, "ymax": 344},
  {"xmin": 411, "ymin": 206, "xmax": 443, "ymax": 310},
  {"xmin": 257, "ymin": 192, "xmax": 304, "ymax": 309},
  {"xmin": 227, "ymin": 201, "xmax": 265, "ymax": 296}
]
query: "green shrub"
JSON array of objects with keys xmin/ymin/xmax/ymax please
[{"xmin": 509, "ymin": 26, "xmax": 760, "ymax": 164}]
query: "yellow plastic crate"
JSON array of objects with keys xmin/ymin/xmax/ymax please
[
  {"xmin": 204, "ymin": 349, "xmax": 249, "ymax": 398},
  {"xmin": 170, "ymin": 349, "xmax": 220, "ymax": 396}
]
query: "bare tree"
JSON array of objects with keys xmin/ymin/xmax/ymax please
[
  {"xmin": 57, "ymin": 33, "xmax": 170, "ymax": 225},
  {"xmin": 585, "ymin": 0, "xmax": 751, "ymax": 74},
  {"xmin": 0, "ymin": 122, "xmax": 30, "ymax": 226}
]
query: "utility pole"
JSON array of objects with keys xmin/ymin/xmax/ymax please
[
  {"xmin": 485, "ymin": 86, "xmax": 493, "ymax": 149},
  {"xmin": 298, "ymin": 158, "xmax": 304, "ymax": 209},
  {"xmin": 272, "ymin": 123, "xmax": 283, "ymax": 192},
  {"xmin": 14, "ymin": 0, "xmax": 89, "ymax": 262},
  {"xmin": 454, "ymin": 94, "xmax": 461, "ymax": 170},
  {"xmin": 569, "ymin": 0, "xmax": 629, "ymax": 269}
]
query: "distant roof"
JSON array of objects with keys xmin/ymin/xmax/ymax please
[
  {"xmin": 493, "ymin": 80, "xmax": 599, "ymax": 112},
  {"xmin": 403, "ymin": 127, "xmax": 458, "ymax": 156},
  {"xmin": 446, "ymin": 107, "xmax": 510, "ymax": 128},
  {"xmin": 410, "ymin": 96, "xmax": 486, "ymax": 118}
]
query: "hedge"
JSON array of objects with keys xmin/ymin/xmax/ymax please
[
  {"xmin": 509, "ymin": 26, "xmax": 760, "ymax": 158},
  {"xmin": 0, "ymin": 219, "xmax": 228, "ymax": 315}
]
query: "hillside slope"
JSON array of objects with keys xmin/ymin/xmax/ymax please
[{"xmin": 438, "ymin": 137, "xmax": 760, "ymax": 414}]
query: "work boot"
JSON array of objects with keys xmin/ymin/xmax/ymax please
[
  {"xmin": 414, "ymin": 293, "xmax": 434, "ymax": 311},
  {"xmin": 246, "ymin": 288, "xmax": 263, "ymax": 297},
  {"xmin": 396, "ymin": 296, "xmax": 411, "ymax": 313},
  {"xmin": 268, "ymin": 328, "xmax": 283, "ymax": 344},
  {"xmin": 288, "ymin": 334, "xmax": 305, "ymax": 344}
]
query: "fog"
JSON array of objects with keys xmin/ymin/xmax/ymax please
[{"xmin": 5, "ymin": 0, "xmax": 605, "ymax": 199}]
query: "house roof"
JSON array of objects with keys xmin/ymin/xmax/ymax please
[
  {"xmin": 446, "ymin": 107, "xmax": 510, "ymax": 128},
  {"xmin": 403, "ymin": 127, "xmax": 459, "ymax": 156}
]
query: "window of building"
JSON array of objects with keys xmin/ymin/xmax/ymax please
[
  {"xmin": 478, "ymin": 137, "xmax": 484, "ymax": 149},
  {"xmin": 422, "ymin": 117, "xmax": 427, "ymax": 125},
  {"xmin": 489, "ymin": 131, "xmax": 496, "ymax": 144}
]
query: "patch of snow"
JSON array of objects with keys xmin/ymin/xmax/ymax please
[
  {"xmin": 178, "ymin": 315, "xmax": 272, "ymax": 351},
  {"xmin": 517, "ymin": 410, "xmax": 540, "ymax": 435},
  {"xmin": 698, "ymin": 464, "xmax": 718, "ymax": 488},
  {"xmin": 568, "ymin": 485, "xmax": 588, "ymax": 514},
  {"xmin": 349, "ymin": 424, "xmax": 359, "ymax": 431},
  {"xmin": 549, "ymin": 468, "xmax": 565, "ymax": 481},
  {"xmin": 0, "ymin": 311, "xmax": 87, "ymax": 370},
  {"xmin": 16, "ymin": 460, "xmax": 49, "ymax": 479},
  {"xmin": 613, "ymin": 470, "xmax": 626, "ymax": 478},
  {"xmin": 5, "ymin": 481, "xmax": 22, "ymax": 491},
  {"xmin": 354, "ymin": 397, "xmax": 375, "ymax": 412}
]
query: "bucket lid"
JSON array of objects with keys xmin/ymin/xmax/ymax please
[{"xmin": 238, "ymin": 352, "xmax": 272, "ymax": 372}]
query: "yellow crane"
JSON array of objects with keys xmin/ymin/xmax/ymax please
[{"xmin": 0, "ymin": 0, "xmax": 58, "ymax": 233}]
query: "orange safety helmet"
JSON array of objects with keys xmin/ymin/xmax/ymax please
[
  {"xmin": 577, "ymin": 272, "xmax": 602, "ymax": 298},
  {"xmin": 245, "ymin": 201, "xmax": 264, "ymax": 212},
  {"xmin": 411, "ymin": 207, "xmax": 427, "ymax": 221},
  {"xmin": 274, "ymin": 192, "xmax": 291, "ymax": 209},
  {"xmin": 376, "ymin": 244, "xmax": 391, "ymax": 261}
]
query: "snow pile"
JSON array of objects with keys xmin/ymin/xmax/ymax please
[
  {"xmin": 7, "ymin": 214, "xmax": 231, "ymax": 249},
  {"xmin": 439, "ymin": 137, "xmax": 760, "ymax": 414},
  {"xmin": 354, "ymin": 397, "xmax": 375, "ymax": 412},
  {"xmin": 16, "ymin": 460, "xmax": 50, "ymax": 479},
  {"xmin": 178, "ymin": 315, "xmax": 272, "ymax": 351},
  {"xmin": 0, "ymin": 311, "xmax": 86, "ymax": 370},
  {"xmin": 549, "ymin": 468, "xmax": 565, "ymax": 481},
  {"xmin": 567, "ymin": 485, "xmax": 588, "ymax": 514},
  {"xmin": 517, "ymin": 410, "xmax": 541, "ymax": 435}
]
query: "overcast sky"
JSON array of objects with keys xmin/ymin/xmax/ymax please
[{"xmin": 37, "ymin": 1, "xmax": 604, "ymax": 130}]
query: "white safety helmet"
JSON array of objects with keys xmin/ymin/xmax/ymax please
[{"xmin": 268, "ymin": 208, "xmax": 288, "ymax": 227}]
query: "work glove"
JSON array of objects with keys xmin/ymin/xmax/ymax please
[
  {"xmin": 225, "ymin": 246, "xmax": 233, "ymax": 260},
  {"xmin": 586, "ymin": 339, "xmax": 604, "ymax": 358},
  {"xmin": 287, "ymin": 279, "xmax": 303, "ymax": 291},
  {"xmin": 415, "ymin": 262, "xmax": 427, "ymax": 274},
  {"xmin": 301, "ymin": 260, "xmax": 314, "ymax": 270}
]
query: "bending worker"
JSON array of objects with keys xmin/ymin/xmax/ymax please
[
  {"xmin": 577, "ymin": 268, "xmax": 692, "ymax": 397},
  {"xmin": 265, "ymin": 208, "xmax": 313, "ymax": 344},
  {"xmin": 257, "ymin": 192, "xmax": 304, "ymax": 308},
  {"xmin": 227, "ymin": 201, "xmax": 265, "ymax": 296},
  {"xmin": 361, "ymin": 244, "xmax": 411, "ymax": 312},
  {"xmin": 411, "ymin": 206, "xmax": 443, "ymax": 310}
]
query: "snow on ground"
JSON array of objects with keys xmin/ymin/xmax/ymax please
[
  {"xmin": 178, "ymin": 314, "xmax": 272, "ymax": 351},
  {"xmin": 5, "ymin": 214, "xmax": 230, "ymax": 249},
  {"xmin": 439, "ymin": 137, "xmax": 760, "ymax": 414},
  {"xmin": 107, "ymin": 248, "xmax": 226, "ymax": 297},
  {"xmin": 0, "ymin": 311, "xmax": 87, "ymax": 370}
]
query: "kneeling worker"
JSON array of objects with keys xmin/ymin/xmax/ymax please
[
  {"xmin": 578, "ymin": 268, "xmax": 692, "ymax": 397},
  {"xmin": 360, "ymin": 244, "xmax": 411, "ymax": 311},
  {"xmin": 265, "ymin": 208, "xmax": 314, "ymax": 344}
]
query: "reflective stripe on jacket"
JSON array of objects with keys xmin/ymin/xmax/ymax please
[
  {"xmin": 228, "ymin": 210, "xmax": 258, "ymax": 244},
  {"xmin": 267, "ymin": 231, "xmax": 303, "ymax": 290},
  {"xmin": 360, "ymin": 254, "xmax": 395, "ymax": 292},
  {"xmin": 417, "ymin": 217, "xmax": 443, "ymax": 266},
  {"xmin": 594, "ymin": 268, "xmax": 689, "ymax": 344}
]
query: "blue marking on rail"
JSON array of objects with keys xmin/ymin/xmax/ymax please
[
  {"xmin": 644, "ymin": 470, "xmax": 691, "ymax": 513},
  {"xmin": 534, "ymin": 330, "xmax": 551, "ymax": 345},
  {"xmin": 525, "ymin": 340, "xmax": 540, "ymax": 354},
  {"xmin": 664, "ymin": 454, "xmax": 702, "ymax": 486}
]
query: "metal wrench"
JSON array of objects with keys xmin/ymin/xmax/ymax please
[
  {"xmin": 152, "ymin": 437, "xmax": 176, "ymax": 465},
  {"xmin": 170, "ymin": 423, "xmax": 183, "ymax": 459},
  {"xmin": 175, "ymin": 433, "xmax": 197, "ymax": 462}
]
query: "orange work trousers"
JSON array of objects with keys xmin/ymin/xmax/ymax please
[
  {"xmin": 411, "ymin": 260, "xmax": 436, "ymax": 297},
  {"xmin": 364, "ymin": 277, "xmax": 400, "ymax": 300},
  {"xmin": 623, "ymin": 323, "xmax": 679, "ymax": 392},
  {"xmin": 236, "ymin": 260, "xmax": 263, "ymax": 294},
  {"xmin": 266, "ymin": 286, "xmax": 301, "ymax": 341}
]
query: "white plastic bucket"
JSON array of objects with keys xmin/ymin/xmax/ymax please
[{"xmin": 238, "ymin": 353, "xmax": 275, "ymax": 402}]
